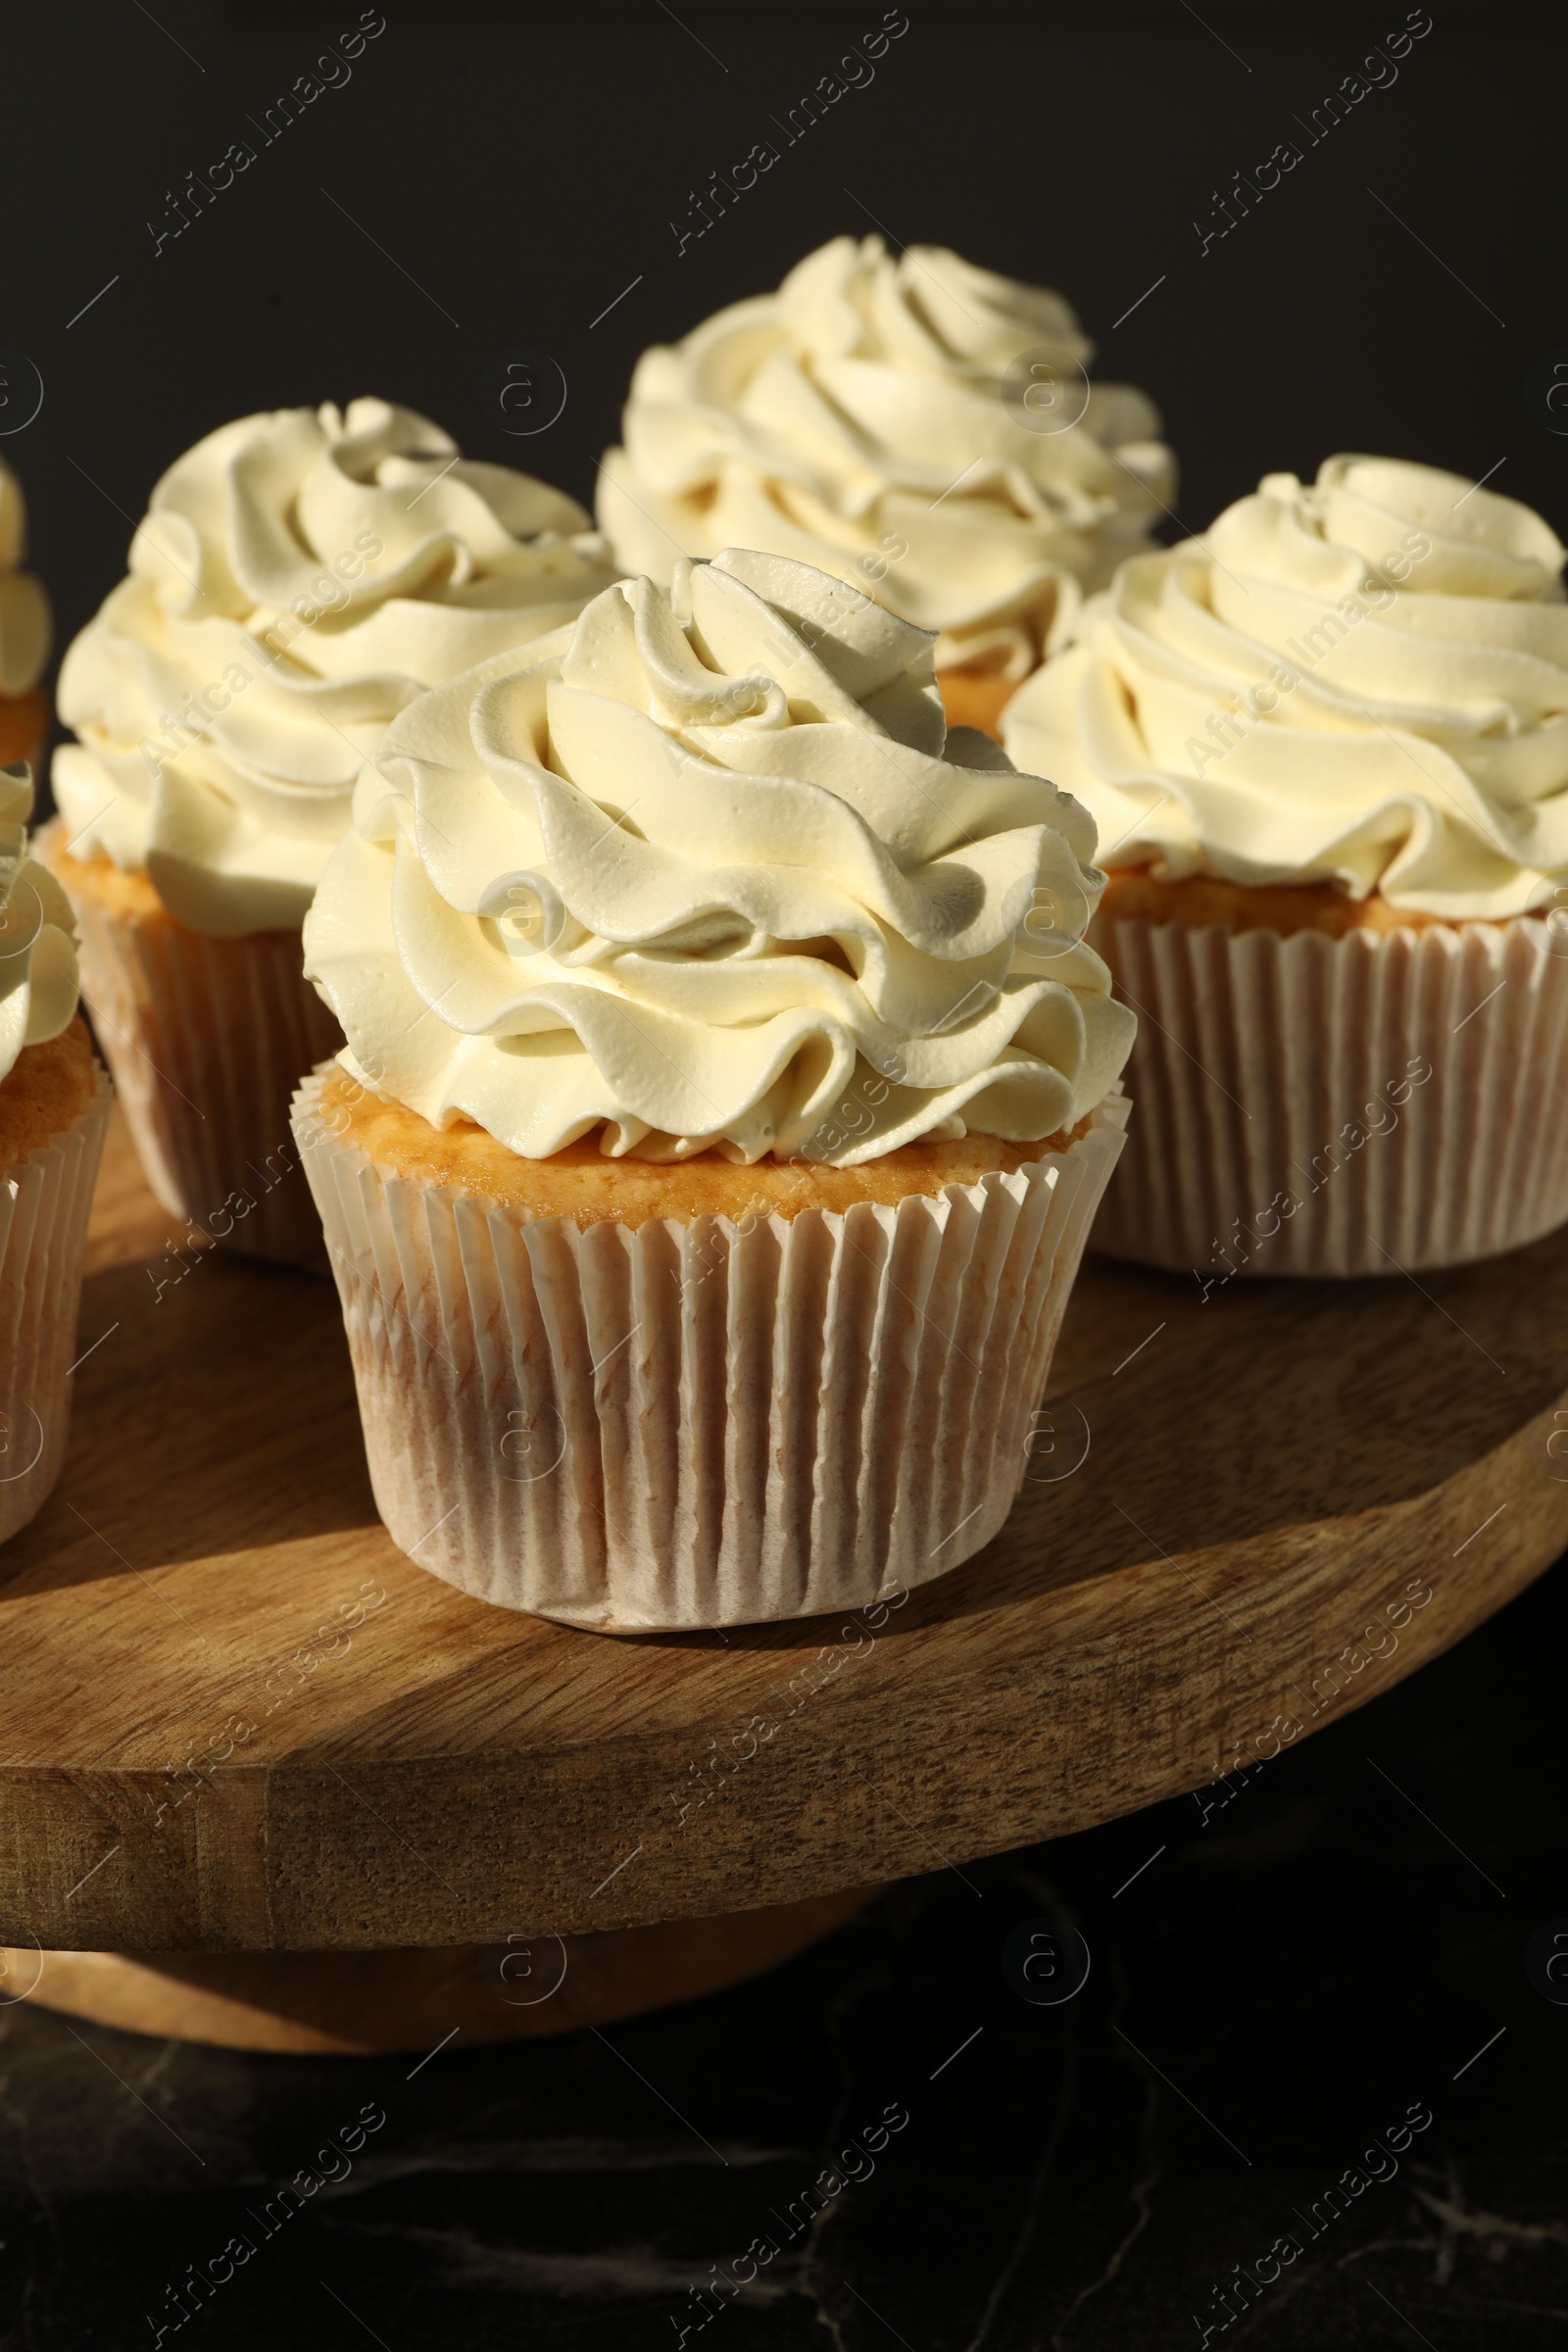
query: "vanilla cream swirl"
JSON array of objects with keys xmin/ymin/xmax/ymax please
[
  {"xmin": 54, "ymin": 399, "xmax": 620, "ymax": 936},
  {"xmin": 598, "ymin": 236, "xmax": 1173, "ymax": 683},
  {"xmin": 2, "ymin": 764, "xmax": 79, "ymax": 1086},
  {"xmin": 303, "ymin": 550, "xmax": 1133, "ymax": 1164},
  {"xmin": 1004, "ymin": 455, "xmax": 1568, "ymax": 917},
  {"xmin": 0, "ymin": 461, "xmax": 50, "ymax": 700}
]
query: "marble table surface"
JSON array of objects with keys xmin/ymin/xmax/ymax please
[{"xmin": 1, "ymin": 1560, "xmax": 1562, "ymax": 2352}]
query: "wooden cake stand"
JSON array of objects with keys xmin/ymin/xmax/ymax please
[{"xmin": 0, "ymin": 1111, "xmax": 1561, "ymax": 2052}]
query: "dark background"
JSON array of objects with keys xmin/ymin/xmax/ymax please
[
  {"xmin": 5, "ymin": 6, "xmax": 1567, "ymax": 2348},
  {"xmin": 10, "ymin": 0, "xmax": 1568, "ymax": 771},
  {"xmin": 4, "ymin": 1552, "xmax": 1564, "ymax": 2349}
]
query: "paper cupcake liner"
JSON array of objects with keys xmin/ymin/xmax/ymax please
[
  {"xmin": 0, "ymin": 1065, "xmax": 112, "ymax": 1544},
  {"xmin": 290, "ymin": 1073, "xmax": 1129, "ymax": 1631},
  {"xmin": 52, "ymin": 858, "xmax": 341, "ymax": 1268},
  {"xmin": 1088, "ymin": 911, "xmax": 1568, "ymax": 1277}
]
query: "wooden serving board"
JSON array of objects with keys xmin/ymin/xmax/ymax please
[{"xmin": 0, "ymin": 1108, "xmax": 1561, "ymax": 1957}]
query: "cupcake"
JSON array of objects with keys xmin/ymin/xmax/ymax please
[
  {"xmin": 41, "ymin": 399, "xmax": 619, "ymax": 1264},
  {"xmin": 1004, "ymin": 456, "xmax": 1568, "ymax": 1277},
  {"xmin": 0, "ymin": 761, "xmax": 112, "ymax": 1543},
  {"xmin": 597, "ymin": 235, "xmax": 1172, "ymax": 747},
  {"xmin": 0, "ymin": 458, "xmax": 52, "ymax": 774},
  {"xmin": 294, "ymin": 549, "xmax": 1134, "ymax": 1630}
]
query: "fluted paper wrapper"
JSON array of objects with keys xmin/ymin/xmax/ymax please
[
  {"xmin": 291, "ymin": 1074, "xmax": 1128, "ymax": 1631},
  {"xmin": 0, "ymin": 1066, "xmax": 112, "ymax": 1544},
  {"xmin": 45, "ymin": 844, "xmax": 341, "ymax": 1268},
  {"xmin": 1090, "ymin": 912, "xmax": 1568, "ymax": 1277}
]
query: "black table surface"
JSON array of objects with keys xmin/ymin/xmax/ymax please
[{"xmin": 1, "ymin": 1556, "xmax": 1562, "ymax": 2351}]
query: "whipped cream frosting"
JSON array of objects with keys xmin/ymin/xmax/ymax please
[
  {"xmin": 0, "ymin": 461, "xmax": 50, "ymax": 701},
  {"xmin": 1004, "ymin": 455, "xmax": 1568, "ymax": 918},
  {"xmin": 54, "ymin": 399, "xmax": 620, "ymax": 936},
  {"xmin": 3, "ymin": 764, "xmax": 80, "ymax": 1088},
  {"xmin": 303, "ymin": 550, "xmax": 1134, "ymax": 1165},
  {"xmin": 598, "ymin": 235, "xmax": 1173, "ymax": 682}
]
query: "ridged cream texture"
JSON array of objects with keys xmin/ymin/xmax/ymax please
[
  {"xmin": 1004, "ymin": 455, "xmax": 1568, "ymax": 918},
  {"xmin": 598, "ymin": 235, "xmax": 1172, "ymax": 680},
  {"xmin": 52, "ymin": 398, "xmax": 621, "ymax": 936},
  {"xmin": 302, "ymin": 549, "xmax": 1136, "ymax": 1165},
  {"xmin": 0, "ymin": 459, "xmax": 49, "ymax": 700},
  {"xmin": 2, "ymin": 765, "xmax": 79, "ymax": 1087}
]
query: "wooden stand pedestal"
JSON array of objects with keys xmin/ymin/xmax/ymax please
[
  {"xmin": 2, "ymin": 1110, "xmax": 1563, "ymax": 2050},
  {"xmin": 1, "ymin": 1886, "xmax": 875, "ymax": 2053}
]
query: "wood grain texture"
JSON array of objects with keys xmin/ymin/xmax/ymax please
[
  {"xmin": 0, "ymin": 1886, "xmax": 877, "ymax": 2052},
  {"xmin": 1, "ymin": 1106, "xmax": 1561, "ymax": 1955}
]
